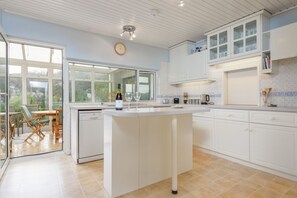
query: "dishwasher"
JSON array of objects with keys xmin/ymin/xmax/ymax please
[{"xmin": 78, "ymin": 110, "xmax": 104, "ymax": 163}]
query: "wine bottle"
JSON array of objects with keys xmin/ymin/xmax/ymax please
[{"xmin": 115, "ymin": 84, "xmax": 123, "ymax": 110}]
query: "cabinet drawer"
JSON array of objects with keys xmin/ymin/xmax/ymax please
[
  {"xmin": 250, "ymin": 111, "xmax": 297, "ymax": 127},
  {"xmin": 214, "ymin": 109, "xmax": 249, "ymax": 122},
  {"xmin": 193, "ymin": 109, "xmax": 214, "ymax": 118}
]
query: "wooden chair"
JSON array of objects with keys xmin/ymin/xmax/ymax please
[
  {"xmin": 21, "ymin": 105, "xmax": 49, "ymax": 142},
  {"xmin": 0, "ymin": 122, "xmax": 5, "ymax": 146},
  {"xmin": 0, "ymin": 115, "xmax": 14, "ymax": 152},
  {"xmin": 26, "ymin": 104, "xmax": 39, "ymax": 112},
  {"xmin": 51, "ymin": 103, "xmax": 62, "ymax": 133},
  {"xmin": 54, "ymin": 108, "xmax": 63, "ymax": 139}
]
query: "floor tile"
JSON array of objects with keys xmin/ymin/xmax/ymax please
[{"xmin": 1, "ymin": 149, "xmax": 297, "ymax": 198}]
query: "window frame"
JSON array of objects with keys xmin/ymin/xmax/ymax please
[
  {"xmin": 7, "ymin": 42, "xmax": 63, "ymax": 110},
  {"xmin": 69, "ymin": 62, "xmax": 156, "ymax": 103}
]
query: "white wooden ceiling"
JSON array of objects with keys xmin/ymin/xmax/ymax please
[{"xmin": 0, "ymin": 0, "xmax": 296, "ymax": 48}]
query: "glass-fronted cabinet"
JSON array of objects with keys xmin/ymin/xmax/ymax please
[
  {"xmin": 208, "ymin": 28, "xmax": 229, "ymax": 62},
  {"xmin": 207, "ymin": 15, "xmax": 262, "ymax": 64},
  {"xmin": 231, "ymin": 17, "xmax": 260, "ymax": 56}
]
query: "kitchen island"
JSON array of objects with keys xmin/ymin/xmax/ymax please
[{"xmin": 102, "ymin": 107, "xmax": 209, "ymax": 197}]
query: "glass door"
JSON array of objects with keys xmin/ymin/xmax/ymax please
[
  {"xmin": 233, "ymin": 24, "xmax": 244, "ymax": 55},
  {"xmin": 208, "ymin": 28, "xmax": 229, "ymax": 62},
  {"xmin": 209, "ymin": 34, "xmax": 218, "ymax": 61},
  {"xmin": 232, "ymin": 18, "xmax": 258, "ymax": 56},
  {"xmin": 0, "ymin": 31, "xmax": 9, "ymax": 177},
  {"xmin": 218, "ymin": 30, "xmax": 228, "ymax": 58},
  {"xmin": 245, "ymin": 20, "xmax": 257, "ymax": 52}
]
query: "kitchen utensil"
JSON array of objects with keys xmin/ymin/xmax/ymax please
[
  {"xmin": 173, "ymin": 98, "xmax": 179, "ymax": 104},
  {"xmin": 261, "ymin": 88, "xmax": 272, "ymax": 106},
  {"xmin": 162, "ymin": 99, "xmax": 169, "ymax": 104}
]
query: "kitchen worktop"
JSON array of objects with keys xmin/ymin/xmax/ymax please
[
  {"xmin": 69, "ymin": 103, "xmax": 172, "ymax": 110},
  {"xmin": 200, "ymin": 104, "xmax": 297, "ymax": 113},
  {"xmin": 102, "ymin": 106, "xmax": 209, "ymax": 117},
  {"xmin": 70, "ymin": 103, "xmax": 297, "ymax": 113}
]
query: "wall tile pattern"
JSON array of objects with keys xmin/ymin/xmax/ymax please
[
  {"xmin": 260, "ymin": 57, "xmax": 297, "ymax": 107},
  {"xmin": 159, "ymin": 57, "xmax": 297, "ymax": 107}
]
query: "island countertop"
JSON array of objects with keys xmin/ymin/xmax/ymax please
[{"xmin": 102, "ymin": 106, "xmax": 209, "ymax": 117}]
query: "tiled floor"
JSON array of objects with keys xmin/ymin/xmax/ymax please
[
  {"xmin": 0, "ymin": 149, "xmax": 297, "ymax": 198},
  {"xmin": 11, "ymin": 130, "xmax": 62, "ymax": 157}
]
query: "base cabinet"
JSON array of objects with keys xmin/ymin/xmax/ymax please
[
  {"xmin": 250, "ymin": 123, "xmax": 297, "ymax": 175},
  {"xmin": 214, "ymin": 119, "xmax": 250, "ymax": 161},
  {"xmin": 193, "ymin": 117, "xmax": 213, "ymax": 150}
]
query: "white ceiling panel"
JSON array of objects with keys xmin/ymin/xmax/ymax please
[{"xmin": 0, "ymin": 0, "xmax": 296, "ymax": 48}]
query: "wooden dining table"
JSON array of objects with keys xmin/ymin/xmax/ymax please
[
  {"xmin": 32, "ymin": 110, "xmax": 56, "ymax": 117},
  {"xmin": 32, "ymin": 110, "xmax": 62, "ymax": 138}
]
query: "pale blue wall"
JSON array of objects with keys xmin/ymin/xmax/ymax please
[
  {"xmin": 270, "ymin": 7, "xmax": 297, "ymax": 29},
  {"xmin": 1, "ymin": 12, "xmax": 168, "ymax": 70}
]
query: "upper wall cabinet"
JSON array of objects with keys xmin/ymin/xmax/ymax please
[
  {"xmin": 271, "ymin": 22, "xmax": 297, "ymax": 61},
  {"xmin": 206, "ymin": 11, "xmax": 270, "ymax": 65},
  {"xmin": 208, "ymin": 28, "xmax": 230, "ymax": 62},
  {"xmin": 231, "ymin": 17, "xmax": 260, "ymax": 57},
  {"xmin": 169, "ymin": 42, "xmax": 211, "ymax": 84}
]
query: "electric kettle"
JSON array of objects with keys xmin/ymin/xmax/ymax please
[{"xmin": 200, "ymin": 94, "xmax": 210, "ymax": 104}]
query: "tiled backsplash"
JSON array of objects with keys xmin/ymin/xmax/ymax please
[
  {"xmin": 260, "ymin": 57, "xmax": 297, "ymax": 107},
  {"xmin": 158, "ymin": 57, "xmax": 297, "ymax": 107}
]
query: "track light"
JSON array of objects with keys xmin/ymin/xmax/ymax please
[{"xmin": 121, "ymin": 25, "xmax": 136, "ymax": 40}]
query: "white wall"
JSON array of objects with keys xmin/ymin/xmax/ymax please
[{"xmin": 1, "ymin": 12, "xmax": 168, "ymax": 70}]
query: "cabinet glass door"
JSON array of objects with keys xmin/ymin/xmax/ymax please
[
  {"xmin": 219, "ymin": 31, "xmax": 228, "ymax": 58},
  {"xmin": 209, "ymin": 34, "xmax": 218, "ymax": 60},
  {"xmin": 232, "ymin": 19, "xmax": 258, "ymax": 55},
  {"xmin": 233, "ymin": 24, "xmax": 244, "ymax": 55},
  {"xmin": 209, "ymin": 35, "xmax": 217, "ymax": 48},
  {"xmin": 245, "ymin": 20, "xmax": 257, "ymax": 52},
  {"xmin": 0, "ymin": 32, "xmax": 8, "ymax": 172}
]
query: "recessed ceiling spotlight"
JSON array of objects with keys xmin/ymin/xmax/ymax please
[
  {"xmin": 150, "ymin": 9, "xmax": 160, "ymax": 16},
  {"xmin": 179, "ymin": 0, "xmax": 185, "ymax": 7}
]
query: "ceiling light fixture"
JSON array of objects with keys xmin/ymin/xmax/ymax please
[
  {"xmin": 120, "ymin": 25, "xmax": 136, "ymax": 40},
  {"xmin": 179, "ymin": 0, "xmax": 185, "ymax": 7}
]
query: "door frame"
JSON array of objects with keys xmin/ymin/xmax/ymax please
[
  {"xmin": 0, "ymin": 25, "xmax": 9, "ymax": 179},
  {"xmin": 6, "ymin": 37, "xmax": 70, "ymax": 155}
]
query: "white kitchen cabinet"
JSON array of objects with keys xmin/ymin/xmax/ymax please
[
  {"xmin": 186, "ymin": 51, "xmax": 208, "ymax": 81},
  {"xmin": 231, "ymin": 16, "xmax": 260, "ymax": 58},
  {"xmin": 193, "ymin": 116, "xmax": 213, "ymax": 150},
  {"xmin": 214, "ymin": 119, "xmax": 250, "ymax": 161},
  {"xmin": 169, "ymin": 42, "xmax": 189, "ymax": 83},
  {"xmin": 271, "ymin": 22, "xmax": 297, "ymax": 61},
  {"xmin": 208, "ymin": 28, "xmax": 230, "ymax": 62},
  {"xmin": 214, "ymin": 109, "xmax": 249, "ymax": 122},
  {"xmin": 250, "ymin": 123, "xmax": 297, "ymax": 175},
  {"xmin": 207, "ymin": 16, "xmax": 260, "ymax": 64},
  {"xmin": 169, "ymin": 42, "xmax": 210, "ymax": 84},
  {"xmin": 250, "ymin": 111, "xmax": 297, "ymax": 127},
  {"xmin": 205, "ymin": 11, "xmax": 270, "ymax": 65}
]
